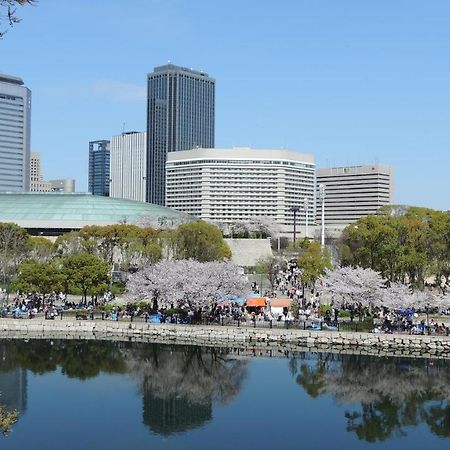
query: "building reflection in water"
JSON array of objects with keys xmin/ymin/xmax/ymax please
[
  {"xmin": 125, "ymin": 344, "xmax": 248, "ymax": 436},
  {"xmin": 1, "ymin": 338, "xmax": 450, "ymax": 441},
  {"xmin": 0, "ymin": 369, "xmax": 27, "ymax": 416},
  {"xmin": 143, "ymin": 394, "xmax": 212, "ymax": 436},
  {"xmin": 0, "ymin": 339, "xmax": 249, "ymax": 437}
]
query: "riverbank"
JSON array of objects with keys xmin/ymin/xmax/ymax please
[{"xmin": 1, "ymin": 318, "xmax": 450, "ymax": 360}]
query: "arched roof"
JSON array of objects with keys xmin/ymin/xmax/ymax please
[{"xmin": 0, "ymin": 193, "xmax": 184, "ymax": 231}]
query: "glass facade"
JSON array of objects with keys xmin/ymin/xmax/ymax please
[
  {"xmin": 0, "ymin": 74, "xmax": 31, "ymax": 192},
  {"xmin": 88, "ymin": 140, "xmax": 110, "ymax": 196},
  {"xmin": 146, "ymin": 64, "xmax": 215, "ymax": 206}
]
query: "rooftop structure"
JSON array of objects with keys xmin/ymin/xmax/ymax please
[{"xmin": 0, "ymin": 192, "xmax": 185, "ymax": 236}]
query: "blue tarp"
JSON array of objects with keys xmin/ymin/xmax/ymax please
[{"xmin": 148, "ymin": 314, "xmax": 161, "ymax": 324}]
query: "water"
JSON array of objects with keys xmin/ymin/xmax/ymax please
[{"xmin": 0, "ymin": 339, "xmax": 449, "ymax": 449}]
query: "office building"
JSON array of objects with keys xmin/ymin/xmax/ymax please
[
  {"xmin": 30, "ymin": 152, "xmax": 51, "ymax": 192},
  {"xmin": 110, "ymin": 131, "xmax": 147, "ymax": 202},
  {"xmin": 88, "ymin": 140, "xmax": 110, "ymax": 196},
  {"xmin": 0, "ymin": 73, "xmax": 31, "ymax": 192},
  {"xmin": 316, "ymin": 164, "xmax": 394, "ymax": 226},
  {"xmin": 30, "ymin": 153, "xmax": 75, "ymax": 192},
  {"xmin": 166, "ymin": 147, "xmax": 315, "ymax": 227},
  {"xmin": 146, "ymin": 63, "xmax": 215, "ymax": 205}
]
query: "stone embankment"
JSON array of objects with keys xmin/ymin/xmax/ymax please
[{"xmin": 1, "ymin": 318, "xmax": 450, "ymax": 359}]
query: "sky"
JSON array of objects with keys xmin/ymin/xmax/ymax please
[{"xmin": 1, "ymin": 0, "xmax": 449, "ymax": 210}]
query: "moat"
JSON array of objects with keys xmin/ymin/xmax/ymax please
[{"xmin": 0, "ymin": 339, "xmax": 449, "ymax": 450}]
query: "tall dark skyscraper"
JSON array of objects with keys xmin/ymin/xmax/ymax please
[
  {"xmin": 88, "ymin": 140, "xmax": 110, "ymax": 196},
  {"xmin": 146, "ymin": 63, "xmax": 215, "ymax": 206}
]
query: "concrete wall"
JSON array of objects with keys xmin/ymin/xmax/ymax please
[{"xmin": 225, "ymin": 238, "xmax": 273, "ymax": 267}]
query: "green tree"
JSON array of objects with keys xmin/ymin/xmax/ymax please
[
  {"xmin": 340, "ymin": 207, "xmax": 450, "ymax": 288},
  {"xmin": 173, "ymin": 221, "xmax": 231, "ymax": 262},
  {"xmin": 0, "ymin": 223, "xmax": 30, "ymax": 299},
  {"xmin": 11, "ymin": 259, "xmax": 64, "ymax": 297},
  {"xmin": 62, "ymin": 253, "xmax": 109, "ymax": 302},
  {"xmin": 28, "ymin": 236, "xmax": 55, "ymax": 261},
  {"xmin": 298, "ymin": 241, "xmax": 332, "ymax": 292}
]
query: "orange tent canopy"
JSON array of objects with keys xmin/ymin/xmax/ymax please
[
  {"xmin": 270, "ymin": 298, "xmax": 292, "ymax": 308},
  {"xmin": 246, "ymin": 297, "xmax": 266, "ymax": 307}
]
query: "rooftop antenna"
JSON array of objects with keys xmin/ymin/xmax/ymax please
[{"xmin": 122, "ymin": 122, "xmax": 126, "ymax": 134}]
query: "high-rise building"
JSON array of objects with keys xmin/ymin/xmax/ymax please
[
  {"xmin": 146, "ymin": 63, "xmax": 215, "ymax": 205},
  {"xmin": 110, "ymin": 131, "xmax": 147, "ymax": 202},
  {"xmin": 0, "ymin": 73, "xmax": 31, "ymax": 192},
  {"xmin": 30, "ymin": 152, "xmax": 51, "ymax": 192},
  {"xmin": 30, "ymin": 153, "xmax": 75, "ymax": 193},
  {"xmin": 316, "ymin": 164, "xmax": 394, "ymax": 226},
  {"xmin": 88, "ymin": 140, "xmax": 110, "ymax": 196},
  {"xmin": 166, "ymin": 147, "xmax": 315, "ymax": 228}
]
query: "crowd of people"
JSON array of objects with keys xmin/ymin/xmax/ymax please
[{"xmin": 1, "ymin": 263, "xmax": 449, "ymax": 336}]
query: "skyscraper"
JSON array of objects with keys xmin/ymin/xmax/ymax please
[
  {"xmin": 110, "ymin": 131, "xmax": 147, "ymax": 202},
  {"xmin": 0, "ymin": 73, "xmax": 31, "ymax": 192},
  {"xmin": 88, "ymin": 140, "xmax": 110, "ymax": 196},
  {"xmin": 146, "ymin": 63, "xmax": 215, "ymax": 206}
]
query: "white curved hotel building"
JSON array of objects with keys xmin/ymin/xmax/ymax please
[{"xmin": 165, "ymin": 147, "xmax": 315, "ymax": 226}]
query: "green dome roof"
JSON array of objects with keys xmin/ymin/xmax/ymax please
[{"xmin": 0, "ymin": 193, "xmax": 184, "ymax": 230}]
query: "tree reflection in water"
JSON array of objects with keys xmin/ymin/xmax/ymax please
[
  {"xmin": 290, "ymin": 352, "xmax": 450, "ymax": 442},
  {"xmin": 0, "ymin": 340, "xmax": 127, "ymax": 379},
  {"xmin": 125, "ymin": 344, "xmax": 248, "ymax": 436},
  {"xmin": 0, "ymin": 340, "xmax": 248, "ymax": 436}
]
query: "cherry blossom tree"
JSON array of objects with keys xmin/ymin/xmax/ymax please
[
  {"xmin": 320, "ymin": 266, "xmax": 445, "ymax": 312},
  {"xmin": 320, "ymin": 266, "xmax": 386, "ymax": 309},
  {"xmin": 211, "ymin": 216, "xmax": 280, "ymax": 239},
  {"xmin": 125, "ymin": 259, "xmax": 249, "ymax": 309},
  {"xmin": 247, "ymin": 216, "xmax": 280, "ymax": 238},
  {"xmin": 138, "ymin": 214, "xmax": 191, "ymax": 230}
]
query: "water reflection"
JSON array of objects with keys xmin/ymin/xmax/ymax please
[
  {"xmin": 289, "ymin": 353, "xmax": 450, "ymax": 441},
  {"xmin": 127, "ymin": 344, "xmax": 248, "ymax": 435},
  {"xmin": 0, "ymin": 370, "xmax": 26, "ymax": 416},
  {"xmin": 0, "ymin": 340, "xmax": 248, "ymax": 436},
  {"xmin": 1, "ymin": 338, "xmax": 450, "ymax": 443}
]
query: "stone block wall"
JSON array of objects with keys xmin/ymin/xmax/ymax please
[{"xmin": 0, "ymin": 319, "xmax": 449, "ymax": 359}]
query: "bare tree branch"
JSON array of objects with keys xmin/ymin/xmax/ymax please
[{"xmin": 0, "ymin": 0, "xmax": 35, "ymax": 38}]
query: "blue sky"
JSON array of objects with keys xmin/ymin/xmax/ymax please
[{"xmin": 1, "ymin": 0, "xmax": 449, "ymax": 209}]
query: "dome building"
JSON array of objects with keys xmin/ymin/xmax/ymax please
[{"xmin": 0, "ymin": 192, "xmax": 186, "ymax": 236}]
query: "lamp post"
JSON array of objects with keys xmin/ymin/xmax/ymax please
[
  {"xmin": 318, "ymin": 184, "xmax": 326, "ymax": 248},
  {"xmin": 303, "ymin": 197, "xmax": 309, "ymax": 239},
  {"xmin": 290, "ymin": 206, "xmax": 300, "ymax": 245}
]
